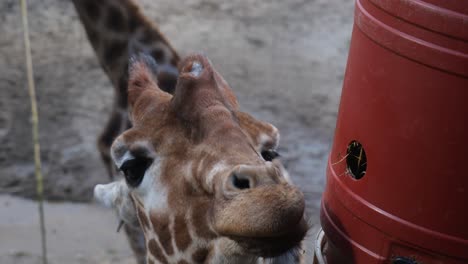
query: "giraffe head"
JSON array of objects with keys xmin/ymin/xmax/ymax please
[{"xmin": 94, "ymin": 53, "xmax": 308, "ymax": 263}]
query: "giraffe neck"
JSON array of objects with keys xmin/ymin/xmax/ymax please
[
  {"xmin": 133, "ymin": 195, "xmax": 212, "ymax": 264},
  {"xmin": 72, "ymin": 0, "xmax": 181, "ymax": 183},
  {"xmin": 132, "ymin": 195, "xmax": 262, "ymax": 264},
  {"xmin": 72, "ymin": 0, "xmax": 180, "ymax": 108}
]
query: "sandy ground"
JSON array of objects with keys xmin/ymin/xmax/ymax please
[
  {"xmin": 0, "ymin": 195, "xmax": 321, "ymax": 264},
  {"xmin": 0, "ymin": 0, "xmax": 354, "ymax": 263},
  {"xmin": 0, "ymin": 195, "xmax": 135, "ymax": 264}
]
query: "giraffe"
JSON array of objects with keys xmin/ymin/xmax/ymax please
[
  {"xmin": 72, "ymin": 1, "xmax": 180, "ymax": 262},
  {"xmin": 72, "ymin": 0, "xmax": 180, "ymax": 181},
  {"xmin": 94, "ymin": 53, "xmax": 308, "ymax": 264}
]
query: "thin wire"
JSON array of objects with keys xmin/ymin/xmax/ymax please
[
  {"xmin": 19, "ymin": 0, "xmax": 48, "ymax": 263},
  {"xmin": 331, "ymin": 152, "xmax": 349, "ymax": 166}
]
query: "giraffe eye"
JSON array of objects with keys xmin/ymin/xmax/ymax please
[
  {"xmin": 120, "ymin": 157, "xmax": 152, "ymax": 187},
  {"xmin": 261, "ymin": 150, "xmax": 280, "ymax": 162}
]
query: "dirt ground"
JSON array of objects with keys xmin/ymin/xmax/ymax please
[{"xmin": 0, "ymin": 0, "xmax": 354, "ymax": 263}]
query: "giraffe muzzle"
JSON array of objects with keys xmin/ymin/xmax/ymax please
[{"xmin": 214, "ymin": 183, "xmax": 307, "ymax": 256}]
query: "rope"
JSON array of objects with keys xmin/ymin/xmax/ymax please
[{"xmin": 19, "ymin": 0, "xmax": 48, "ymax": 263}]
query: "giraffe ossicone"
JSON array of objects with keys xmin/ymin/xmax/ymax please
[
  {"xmin": 94, "ymin": 53, "xmax": 308, "ymax": 263},
  {"xmin": 189, "ymin": 61, "xmax": 203, "ymax": 77}
]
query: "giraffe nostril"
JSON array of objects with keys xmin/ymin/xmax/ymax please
[{"xmin": 231, "ymin": 173, "xmax": 251, "ymax": 190}]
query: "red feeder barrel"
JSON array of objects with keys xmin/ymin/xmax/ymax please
[{"xmin": 320, "ymin": 0, "xmax": 468, "ymax": 263}]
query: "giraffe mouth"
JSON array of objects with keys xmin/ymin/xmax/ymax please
[
  {"xmin": 229, "ymin": 217, "xmax": 309, "ymax": 258},
  {"xmin": 214, "ymin": 183, "xmax": 307, "ymax": 257}
]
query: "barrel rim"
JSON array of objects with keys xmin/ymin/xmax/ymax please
[{"xmin": 356, "ymin": 0, "xmax": 468, "ymax": 77}]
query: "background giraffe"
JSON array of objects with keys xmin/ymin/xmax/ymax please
[{"xmin": 72, "ymin": 0, "xmax": 180, "ymax": 181}]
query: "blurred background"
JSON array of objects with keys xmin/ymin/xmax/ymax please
[{"xmin": 0, "ymin": 0, "xmax": 354, "ymax": 263}]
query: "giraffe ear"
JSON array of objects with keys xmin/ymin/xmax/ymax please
[
  {"xmin": 127, "ymin": 53, "xmax": 162, "ymax": 107},
  {"xmin": 127, "ymin": 53, "xmax": 173, "ymax": 123}
]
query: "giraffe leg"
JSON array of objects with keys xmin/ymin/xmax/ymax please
[
  {"xmin": 155, "ymin": 63, "xmax": 179, "ymax": 94},
  {"xmin": 97, "ymin": 106, "xmax": 130, "ymax": 180}
]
